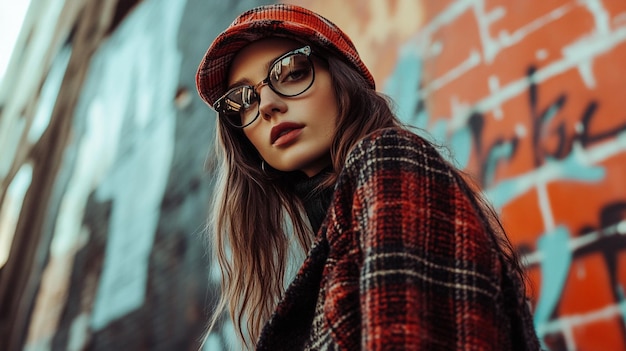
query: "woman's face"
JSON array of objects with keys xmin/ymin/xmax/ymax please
[{"xmin": 228, "ymin": 38, "xmax": 339, "ymax": 177}]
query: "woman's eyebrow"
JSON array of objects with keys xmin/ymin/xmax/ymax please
[
  {"xmin": 226, "ymin": 52, "xmax": 283, "ymax": 90},
  {"xmin": 226, "ymin": 78, "xmax": 253, "ymax": 91}
]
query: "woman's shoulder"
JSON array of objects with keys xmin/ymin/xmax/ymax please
[{"xmin": 345, "ymin": 127, "xmax": 442, "ymax": 167}]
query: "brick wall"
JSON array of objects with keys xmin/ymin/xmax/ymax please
[
  {"xmin": 339, "ymin": 0, "xmax": 626, "ymax": 349},
  {"xmin": 294, "ymin": 0, "xmax": 626, "ymax": 349}
]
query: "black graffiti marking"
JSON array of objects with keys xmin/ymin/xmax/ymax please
[
  {"xmin": 527, "ymin": 66, "xmax": 568, "ymax": 168},
  {"xmin": 463, "ymin": 66, "xmax": 626, "ymax": 187},
  {"xmin": 573, "ymin": 201, "xmax": 626, "ymax": 341}
]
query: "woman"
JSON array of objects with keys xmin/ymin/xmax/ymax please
[{"xmin": 196, "ymin": 4, "xmax": 540, "ymax": 350}]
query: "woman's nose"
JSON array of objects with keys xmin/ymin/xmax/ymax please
[{"xmin": 257, "ymin": 85, "xmax": 287, "ymax": 120}]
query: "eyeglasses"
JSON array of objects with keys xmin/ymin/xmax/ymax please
[{"xmin": 213, "ymin": 46, "xmax": 315, "ymax": 128}]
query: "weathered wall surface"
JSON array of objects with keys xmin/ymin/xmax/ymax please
[
  {"xmin": 2, "ymin": 0, "xmax": 625, "ymax": 350},
  {"xmin": 1, "ymin": 0, "xmax": 271, "ymax": 350}
]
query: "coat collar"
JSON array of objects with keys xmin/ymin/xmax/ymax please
[{"xmin": 256, "ymin": 233, "xmax": 329, "ymax": 350}]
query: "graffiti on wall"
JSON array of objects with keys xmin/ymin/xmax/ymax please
[{"xmin": 383, "ymin": 1, "xmax": 626, "ymax": 350}]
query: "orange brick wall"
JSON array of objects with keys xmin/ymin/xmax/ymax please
[{"xmin": 290, "ymin": 0, "xmax": 626, "ymax": 349}]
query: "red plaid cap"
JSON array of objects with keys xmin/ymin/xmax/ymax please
[{"xmin": 195, "ymin": 4, "xmax": 375, "ymax": 107}]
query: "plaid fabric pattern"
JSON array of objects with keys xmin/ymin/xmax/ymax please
[
  {"xmin": 195, "ymin": 4, "xmax": 375, "ymax": 107},
  {"xmin": 256, "ymin": 128, "xmax": 540, "ymax": 350}
]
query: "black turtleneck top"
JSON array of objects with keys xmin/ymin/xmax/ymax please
[{"xmin": 292, "ymin": 169, "xmax": 334, "ymax": 233}]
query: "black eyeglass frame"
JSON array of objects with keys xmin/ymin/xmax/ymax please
[{"xmin": 213, "ymin": 45, "xmax": 316, "ymax": 128}]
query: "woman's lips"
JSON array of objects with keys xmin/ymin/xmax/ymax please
[{"xmin": 271, "ymin": 122, "xmax": 304, "ymax": 146}]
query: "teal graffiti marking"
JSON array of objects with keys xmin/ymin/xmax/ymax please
[{"xmin": 533, "ymin": 226, "xmax": 572, "ymax": 331}]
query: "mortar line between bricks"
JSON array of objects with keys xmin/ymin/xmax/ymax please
[{"xmin": 537, "ymin": 300, "xmax": 626, "ymax": 336}]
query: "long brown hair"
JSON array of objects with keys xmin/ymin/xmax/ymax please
[{"xmin": 205, "ymin": 49, "xmax": 399, "ymax": 348}]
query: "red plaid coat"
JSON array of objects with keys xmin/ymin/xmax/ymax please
[{"xmin": 256, "ymin": 128, "xmax": 540, "ymax": 350}]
